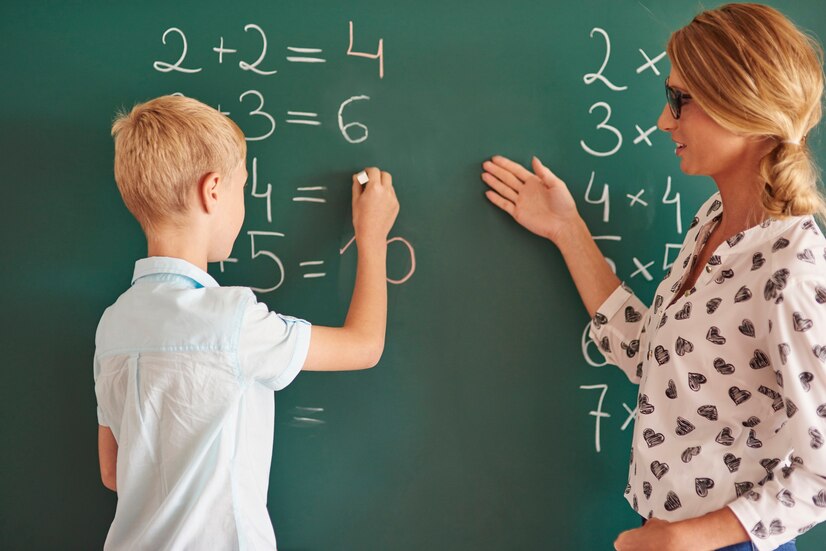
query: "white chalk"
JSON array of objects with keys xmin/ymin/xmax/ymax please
[{"xmin": 356, "ymin": 170, "xmax": 369, "ymax": 185}]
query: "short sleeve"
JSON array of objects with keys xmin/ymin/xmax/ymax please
[
  {"xmin": 588, "ymin": 282, "xmax": 649, "ymax": 384},
  {"xmin": 93, "ymin": 354, "xmax": 109, "ymax": 427},
  {"xmin": 237, "ymin": 297, "xmax": 312, "ymax": 391}
]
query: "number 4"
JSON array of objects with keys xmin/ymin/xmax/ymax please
[{"xmin": 347, "ymin": 21, "xmax": 384, "ymax": 78}]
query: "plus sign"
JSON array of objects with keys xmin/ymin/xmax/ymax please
[{"xmin": 213, "ymin": 37, "xmax": 237, "ymax": 64}]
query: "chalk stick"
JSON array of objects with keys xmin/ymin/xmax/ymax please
[{"xmin": 356, "ymin": 170, "xmax": 369, "ymax": 185}]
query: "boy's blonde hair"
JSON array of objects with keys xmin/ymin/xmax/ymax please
[
  {"xmin": 111, "ymin": 95, "xmax": 246, "ymax": 230},
  {"xmin": 668, "ymin": 3, "xmax": 826, "ymax": 219}
]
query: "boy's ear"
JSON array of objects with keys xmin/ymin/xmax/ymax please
[{"xmin": 197, "ymin": 172, "xmax": 221, "ymax": 214}]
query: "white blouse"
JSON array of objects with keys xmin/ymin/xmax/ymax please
[{"xmin": 589, "ymin": 192, "xmax": 826, "ymax": 551}]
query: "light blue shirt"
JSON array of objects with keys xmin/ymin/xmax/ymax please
[{"xmin": 94, "ymin": 257, "xmax": 311, "ymax": 550}]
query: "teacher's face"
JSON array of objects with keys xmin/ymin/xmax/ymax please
[{"xmin": 657, "ymin": 69, "xmax": 754, "ymax": 182}]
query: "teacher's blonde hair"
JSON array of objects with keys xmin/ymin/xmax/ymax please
[{"xmin": 668, "ymin": 3, "xmax": 826, "ymax": 219}]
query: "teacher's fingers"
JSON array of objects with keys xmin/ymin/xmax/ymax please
[
  {"xmin": 483, "ymin": 159, "xmax": 525, "ymax": 193},
  {"xmin": 485, "ymin": 190, "xmax": 516, "ymax": 217},
  {"xmin": 481, "ymin": 171, "xmax": 519, "ymax": 203},
  {"xmin": 490, "ymin": 155, "xmax": 533, "ymax": 182},
  {"xmin": 532, "ymin": 156, "xmax": 560, "ymax": 186}
]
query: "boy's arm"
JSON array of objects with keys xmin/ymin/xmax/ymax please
[
  {"xmin": 302, "ymin": 168, "xmax": 399, "ymax": 372},
  {"xmin": 98, "ymin": 425, "xmax": 117, "ymax": 492}
]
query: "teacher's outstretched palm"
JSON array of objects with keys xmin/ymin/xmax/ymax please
[{"xmin": 482, "ymin": 155, "xmax": 579, "ymax": 245}]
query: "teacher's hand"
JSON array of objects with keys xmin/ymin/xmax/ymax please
[
  {"xmin": 614, "ymin": 518, "xmax": 689, "ymax": 551},
  {"xmin": 482, "ymin": 155, "xmax": 580, "ymax": 245}
]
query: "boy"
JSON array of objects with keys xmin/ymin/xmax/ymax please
[{"xmin": 94, "ymin": 95, "xmax": 399, "ymax": 549}]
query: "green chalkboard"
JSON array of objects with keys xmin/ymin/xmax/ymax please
[{"xmin": 3, "ymin": 0, "xmax": 826, "ymax": 549}]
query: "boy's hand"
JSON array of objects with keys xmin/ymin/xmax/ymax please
[{"xmin": 352, "ymin": 167, "xmax": 400, "ymax": 246}]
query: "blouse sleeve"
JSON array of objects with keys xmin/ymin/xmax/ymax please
[
  {"xmin": 588, "ymin": 282, "xmax": 649, "ymax": 385},
  {"xmin": 727, "ymin": 277, "xmax": 826, "ymax": 550}
]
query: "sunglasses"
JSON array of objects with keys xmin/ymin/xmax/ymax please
[{"xmin": 665, "ymin": 77, "xmax": 692, "ymax": 119}]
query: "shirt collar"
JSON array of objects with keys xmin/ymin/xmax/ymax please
[
  {"xmin": 131, "ymin": 256, "xmax": 219, "ymax": 288},
  {"xmin": 695, "ymin": 191, "xmax": 802, "ymax": 259}
]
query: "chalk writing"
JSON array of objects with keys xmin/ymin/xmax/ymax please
[
  {"xmin": 240, "ymin": 90, "xmax": 276, "ymax": 141},
  {"xmin": 583, "ymin": 28, "xmax": 627, "ymax": 91},
  {"xmin": 340, "ymin": 235, "xmax": 416, "ymax": 285},
  {"xmin": 584, "ymin": 171, "xmax": 611, "ymax": 222},
  {"xmin": 250, "ymin": 157, "xmax": 273, "ymax": 223},
  {"xmin": 239, "ymin": 24, "xmax": 278, "ymax": 75},
  {"xmin": 662, "ymin": 176, "xmax": 682, "ymax": 234},
  {"xmin": 662, "ymin": 243, "xmax": 683, "ymax": 270},
  {"xmin": 631, "ymin": 257, "xmax": 655, "ymax": 281},
  {"xmin": 581, "ymin": 321, "xmax": 609, "ymax": 368},
  {"xmin": 347, "ymin": 21, "xmax": 384, "ymax": 78},
  {"xmin": 293, "ymin": 186, "xmax": 327, "ymax": 204},
  {"xmin": 286, "ymin": 111, "xmax": 321, "ymax": 126},
  {"xmin": 635, "ymin": 49, "xmax": 666, "ymax": 76},
  {"xmin": 213, "ymin": 37, "xmax": 237, "ymax": 64},
  {"xmin": 286, "ymin": 46, "xmax": 327, "ymax": 63},
  {"xmin": 633, "ymin": 124, "xmax": 656, "ymax": 146},
  {"xmin": 338, "ymin": 95, "xmax": 371, "ymax": 144},
  {"xmin": 580, "ymin": 102, "xmax": 623, "ymax": 157},
  {"xmin": 627, "ymin": 189, "xmax": 648, "ymax": 207},
  {"xmin": 580, "ymin": 384, "xmax": 611, "ymax": 452},
  {"xmin": 300, "ymin": 261, "xmax": 326, "ymax": 279},
  {"xmin": 153, "ymin": 28, "xmax": 202, "ymax": 73},
  {"xmin": 620, "ymin": 402, "xmax": 638, "ymax": 431},
  {"xmin": 248, "ymin": 231, "xmax": 286, "ymax": 293}
]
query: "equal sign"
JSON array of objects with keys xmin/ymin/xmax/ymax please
[
  {"xmin": 290, "ymin": 406, "xmax": 326, "ymax": 428},
  {"xmin": 300, "ymin": 261, "xmax": 326, "ymax": 279},
  {"xmin": 286, "ymin": 47, "xmax": 326, "ymax": 63},
  {"xmin": 293, "ymin": 186, "xmax": 327, "ymax": 203},
  {"xmin": 286, "ymin": 111, "xmax": 320, "ymax": 126}
]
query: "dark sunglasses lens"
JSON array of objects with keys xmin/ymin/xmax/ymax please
[{"xmin": 665, "ymin": 85, "xmax": 680, "ymax": 118}]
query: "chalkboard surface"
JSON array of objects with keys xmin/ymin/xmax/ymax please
[{"xmin": 2, "ymin": 0, "xmax": 826, "ymax": 549}]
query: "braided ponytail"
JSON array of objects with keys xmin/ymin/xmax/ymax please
[{"xmin": 760, "ymin": 139, "xmax": 825, "ymax": 218}]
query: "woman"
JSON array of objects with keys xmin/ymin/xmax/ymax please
[{"xmin": 482, "ymin": 4, "xmax": 826, "ymax": 551}]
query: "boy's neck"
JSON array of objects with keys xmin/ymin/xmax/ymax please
[{"xmin": 146, "ymin": 222, "xmax": 210, "ymax": 272}]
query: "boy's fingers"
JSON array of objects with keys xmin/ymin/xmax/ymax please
[
  {"xmin": 351, "ymin": 178, "xmax": 362, "ymax": 208},
  {"xmin": 365, "ymin": 167, "xmax": 382, "ymax": 186},
  {"xmin": 381, "ymin": 171, "xmax": 393, "ymax": 187}
]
